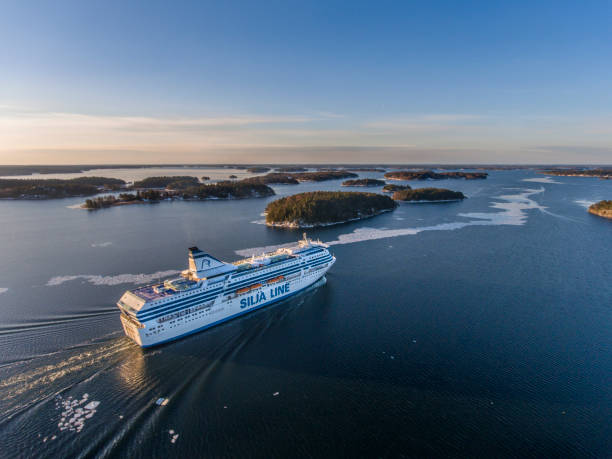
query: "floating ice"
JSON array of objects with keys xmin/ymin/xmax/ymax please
[
  {"xmin": 575, "ymin": 199, "xmax": 596, "ymax": 209},
  {"xmin": 46, "ymin": 270, "xmax": 181, "ymax": 287},
  {"xmin": 84, "ymin": 401, "xmax": 99, "ymax": 410},
  {"xmin": 235, "ymin": 188, "xmax": 547, "ymax": 255},
  {"xmin": 54, "ymin": 394, "xmax": 100, "ymax": 435},
  {"xmin": 91, "ymin": 242, "xmax": 112, "ymax": 247},
  {"xmin": 522, "ymin": 177, "xmax": 561, "ymax": 184},
  {"xmin": 156, "ymin": 398, "xmax": 169, "ymax": 406},
  {"xmin": 273, "ymin": 392, "xmax": 280, "ymax": 396}
]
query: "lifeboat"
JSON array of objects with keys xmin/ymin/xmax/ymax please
[
  {"xmin": 266, "ymin": 275, "xmax": 285, "ymax": 284},
  {"xmin": 236, "ymin": 286, "xmax": 251, "ymax": 294}
]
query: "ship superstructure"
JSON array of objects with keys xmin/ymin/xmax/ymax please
[{"xmin": 118, "ymin": 235, "xmax": 335, "ymax": 347}]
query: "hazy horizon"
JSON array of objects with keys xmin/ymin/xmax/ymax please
[{"xmin": 2, "ymin": 1, "xmax": 612, "ymax": 164}]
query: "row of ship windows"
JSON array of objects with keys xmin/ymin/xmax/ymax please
[{"xmin": 229, "ymin": 261, "xmax": 300, "ymax": 283}]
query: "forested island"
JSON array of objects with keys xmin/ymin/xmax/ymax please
[
  {"xmin": 83, "ymin": 182, "xmax": 274, "ymax": 209},
  {"xmin": 588, "ymin": 200, "xmax": 612, "ymax": 219},
  {"xmin": 382, "ymin": 184, "xmax": 411, "ymax": 193},
  {"xmin": 0, "ymin": 177, "xmax": 126, "ymax": 199},
  {"xmin": 384, "ymin": 170, "xmax": 488, "ymax": 180},
  {"xmin": 132, "ymin": 176, "xmax": 200, "ymax": 189},
  {"xmin": 392, "ymin": 187, "xmax": 466, "ymax": 202},
  {"xmin": 341, "ymin": 178, "xmax": 386, "ymax": 187},
  {"xmin": 276, "ymin": 167, "xmax": 307, "ymax": 172},
  {"xmin": 84, "ymin": 190, "xmax": 166, "ymax": 209},
  {"xmin": 243, "ymin": 170, "xmax": 357, "ymax": 185},
  {"xmin": 246, "ymin": 166, "xmax": 271, "ymax": 173},
  {"xmin": 182, "ymin": 181, "xmax": 274, "ymax": 199},
  {"xmin": 265, "ymin": 191, "xmax": 397, "ymax": 228},
  {"xmin": 541, "ymin": 168, "xmax": 612, "ymax": 179}
]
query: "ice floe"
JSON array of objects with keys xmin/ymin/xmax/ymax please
[
  {"xmin": 91, "ymin": 242, "xmax": 113, "ymax": 247},
  {"xmin": 54, "ymin": 394, "xmax": 99, "ymax": 434},
  {"xmin": 522, "ymin": 177, "xmax": 561, "ymax": 184},
  {"xmin": 575, "ymin": 199, "xmax": 596, "ymax": 209},
  {"xmin": 46, "ymin": 270, "xmax": 181, "ymax": 287}
]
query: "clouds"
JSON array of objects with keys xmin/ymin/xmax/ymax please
[{"xmin": 1, "ymin": 105, "xmax": 612, "ymax": 164}]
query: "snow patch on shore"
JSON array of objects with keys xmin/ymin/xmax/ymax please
[{"xmin": 47, "ymin": 270, "xmax": 181, "ymax": 287}]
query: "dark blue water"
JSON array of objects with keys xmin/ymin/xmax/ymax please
[{"xmin": 0, "ymin": 169, "xmax": 611, "ymax": 457}]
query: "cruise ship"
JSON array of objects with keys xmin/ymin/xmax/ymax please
[{"xmin": 117, "ymin": 235, "xmax": 335, "ymax": 347}]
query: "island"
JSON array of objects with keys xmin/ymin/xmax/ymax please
[
  {"xmin": 276, "ymin": 166, "xmax": 307, "ymax": 172},
  {"xmin": 345, "ymin": 168, "xmax": 386, "ymax": 172},
  {"xmin": 84, "ymin": 190, "xmax": 166, "ymax": 209},
  {"xmin": 384, "ymin": 170, "xmax": 488, "ymax": 180},
  {"xmin": 0, "ymin": 177, "xmax": 126, "ymax": 199},
  {"xmin": 382, "ymin": 184, "xmax": 411, "ymax": 193},
  {"xmin": 132, "ymin": 176, "xmax": 199, "ymax": 189},
  {"xmin": 181, "ymin": 181, "xmax": 274, "ymax": 199},
  {"xmin": 588, "ymin": 200, "xmax": 612, "ymax": 219},
  {"xmin": 392, "ymin": 187, "xmax": 466, "ymax": 202},
  {"xmin": 341, "ymin": 178, "xmax": 386, "ymax": 187},
  {"xmin": 243, "ymin": 170, "xmax": 358, "ymax": 185},
  {"xmin": 228, "ymin": 175, "xmax": 238, "ymax": 179},
  {"xmin": 201, "ymin": 176, "xmax": 210, "ymax": 181},
  {"xmin": 541, "ymin": 168, "xmax": 612, "ymax": 179},
  {"xmin": 246, "ymin": 166, "xmax": 271, "ymax": 173},
  {"xmin": 265, "ymin": 191, "xmax": 397, "ymax": 228},
  {"xmin": 83, "ymin": 182, "xmax": 275, "ymax": 209}
]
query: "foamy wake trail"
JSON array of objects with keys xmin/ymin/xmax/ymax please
[
  {"xmin": 47, "ymin": 270, "xmax": 181, "ymax": 287},
  {"xmin": 236, "ymin": 188, "xmax": 546, "ymax": 253}
]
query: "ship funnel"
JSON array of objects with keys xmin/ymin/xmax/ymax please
[{"xmin": 188, "ymin": 246, "xmax": 228, "ymax": 279}]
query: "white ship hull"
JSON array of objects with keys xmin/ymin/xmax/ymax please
[{"xmin": 118, "ymin": 236, "xmax": 335, "ymax": 347}]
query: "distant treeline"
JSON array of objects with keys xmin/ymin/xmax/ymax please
[
  {"xmin": 0, "ymin": 177, "xmax": 126, "ymax": 199},
  {"xmin": 341, "ymin": 178, "xmax": 386, "ymax": 187},
  {"xmin": 382, "ymin": 184, "xmax": 411, "ymax": 193},
  {"xmin": 132, "ymin": 176, "xmax": 200, "ymax": 189},
  {"xmin": 393, "ymin": 187, "xmax": 466, "ymax": 201},
  {"xmin": 244, "ymin": 170, "xmax": 358, "ymax": 186},
  {"xmin": 385, "ymin": 170, "xmax": 488, "ymax": 180},
  {"xmin": 265, "ymin": 191, "xmax": 397, "ymax": 226},
  {"xmin": 181, "ymin": 182, "xmax": 274, "ymax": 199},
  {"xmin": 541, "ymin": 168, "xmax": 612, "ymax": 178}
]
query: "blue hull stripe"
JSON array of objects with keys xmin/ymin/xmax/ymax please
[
  {"xmin": 137, "ymin": 288, "xmax": 223, "ymax": 319},
  {"xmin": 141, "ymin": 274, "xmax": 326, "ymax": 348}
]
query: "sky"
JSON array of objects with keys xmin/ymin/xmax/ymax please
[{"xmin": 1, "ymin": 0, "xmax": 611, "ymax": 164}]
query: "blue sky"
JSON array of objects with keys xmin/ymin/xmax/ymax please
[{"xmin": 1, "ymin": 0, "xmax": 611, "ymax": 163}]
